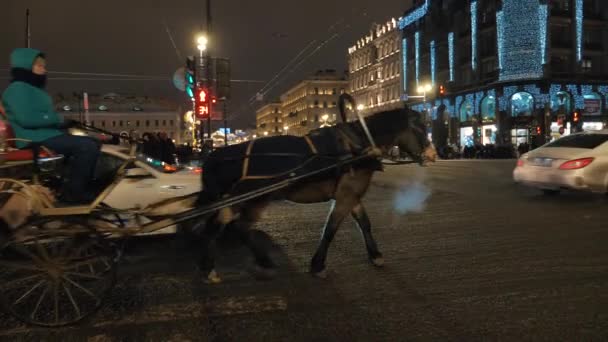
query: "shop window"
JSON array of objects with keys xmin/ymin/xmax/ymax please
[
  {"xmin": 583, "ymin": 92, "xmax": 602, "ymax": 116},
  {"xmin": 511, "ymin": 92, "xmax": 534, "ymax": 117},
  {"xmin": 551, "ymin": 91, "xmax": 572, "ymax": 114},
  {"xmin": 480, "ymin": 96, "xmax": 496, "ymax": 121},
  {"xmin": 459, "ymin": 100, "xmax": 474, "ymax": 122}
]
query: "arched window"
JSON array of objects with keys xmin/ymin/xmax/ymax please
[
  {"xmin": 481, "ymin": 95, "xmax": 496, "ymax": 121},
  {"xmin": 583, "ymin": 92, "xmax": 602, "ymax": 115},
  {"xmin": 551, "ymin": 91, "xmax": 572, "ymax": 114},
  {"xmin": 511, "ymin": 92, "xmax": 534, "ymax": 117},
  {"xmin": 459, "ymin": 100, "xmax": 474, "ymax": 122}
]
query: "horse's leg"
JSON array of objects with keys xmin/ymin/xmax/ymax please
[
  {"xmin": 197, "ymin": 207, "xmax": 235, "ymax": 284},
  {"xmin": 310, "ymin": 197, "xmax": 355, "ymax": 278},
  {"xmin": 351, "ymin": 203, "xmax": 384, "ymax": 267},
  {"xmin": 232, "ymin": 202, "xmax": 277, "ymax": 278}
]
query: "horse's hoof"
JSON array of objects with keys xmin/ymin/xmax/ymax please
[
  {"xmin": 371, "ymin": 257, "xmax": 385, "ymax": 268},
  {"xmin": 251, "ymin": 265, "xmax": 277, "ymax": 280},
  {"xmin": 312, "ymin": 269, "xmax": 328, "ymax": 279},
  {"xmin": 204, "ymin": 269, "xmax": 222, "ymax": 284}
]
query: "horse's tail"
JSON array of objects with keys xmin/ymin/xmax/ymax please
[{"xmin": 338, "ymin": 93, "xmax": 356, "ymax": 123}]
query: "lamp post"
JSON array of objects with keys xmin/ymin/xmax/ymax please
[
  {"xmin": 196, "ymin": 35, "xmax": 208, "ymax": 144},
  {"xmin": 417, "ymin": 83, "xmax": 433, "ymax": 122}
]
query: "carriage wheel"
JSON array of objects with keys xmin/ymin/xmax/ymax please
[{"xmin": 0, "ymin": 217, "xmax": 120, "ymax": 327}]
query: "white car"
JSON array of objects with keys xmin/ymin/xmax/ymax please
[
  {"xmin": 98, "ymin": 145, "xmax": 202, "ymax": 234},
  {"xmin": 513, "ymin": 130, "xmax": 608, "ymax": 195}
]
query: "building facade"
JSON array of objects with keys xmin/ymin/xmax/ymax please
[
  {"xmin": 400, "ymin": 0, "xmax": 608, "ymax": 150},
  {"xmin": 255, "ymin": 102, "xmax": 283, "ymax": 136},
  {"xmin": 54, "ymin": 93, "xmax": 184, "ymax": 143},
  {"xmin": 255, "ymin": 70, "xmax": 348, "ymax": 137},
  {"xmin": 348, "ymin": 18, "xmax": 405, "ymax": 118}
]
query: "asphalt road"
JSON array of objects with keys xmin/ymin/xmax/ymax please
[{"xmin": 1, "ymin": 160, "xmax": 607, "ymax": 341}]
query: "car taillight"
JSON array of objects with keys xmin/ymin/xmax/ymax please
[
  {"xmin": 558, "ymin": 158, "xmax": 594, "ymax": 170},
  {"xmin": 516, "ymin": 159, "xmax": 524, "ymax": 167}
]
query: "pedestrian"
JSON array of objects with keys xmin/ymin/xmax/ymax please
[{"xmin": 1, "ymin": 48, "xmax": 101, "ymax": 204}]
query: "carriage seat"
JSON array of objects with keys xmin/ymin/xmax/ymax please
[{"xmin": 0, "ymin": 113, "xmax": 57, "ymax": 162}]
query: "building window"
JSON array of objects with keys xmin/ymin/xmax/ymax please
[
  {"xmin": 91, "ymin": 120, "xmax": 95, "ymax": 127},
  {"xmin": 155, "ymin": 120, "xmax": 159, "ymax": 127},
  {"xmin": 112, "ymin": 121, "xmax": 116, "ymax": 127},
  {"xmin": 136, "ymin": 120, "xmax": 140, "ymax": 127},
  {"xmin": 582, "ymin": 59, "xmax": 592, "ymax": 72},
  {"xmin": 162, "ymin": 120, "xmax": 166, "ymax": 126},
  {"xmin": 119, "ymin": 120, "xmax": 123, "ymax": 127},
  {"xmin": 511, "ymin": 92, "xmax": 534, "ymax": 117},
  {"xmin": 146, "ymin": 120, "xmax": 150, "ymax": 127},
  {"xmin": 323, "ymin": 101, "xmax": 328, "ymax": 108},
  {"xmin": 101, "ymin": 121, "xmax": 105, "ymax": 127},
  {"xmin": 314, "ymin": 115, "xmax": 319, "ymax": 122},
  {"xmin": 170, "ymin": 120, "xmax": 174, "ymax": 126},
  {"xmin": 332, "ymin": 88, "xmax": 337, "ymax": 95},
  {"xmin": 314, "ymin": 87, "xmax": 319, "ymax": 94},
  {"xmin": 314, "ymin": 100, "xmax": 319, "ymax": 107}
]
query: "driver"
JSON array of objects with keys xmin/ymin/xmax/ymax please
[{"xmin": 1, "ymin": 48, "xmax": 101, "ymax": 204}]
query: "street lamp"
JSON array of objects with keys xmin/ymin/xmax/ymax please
[
  {"xmin": 320, "ymin": 114, "xmax": 330, "ymax": 127},
  {"xmin": 283, "ymin": 125, "xmax": 289, "ymax": 135},
  {"xmin": 417, "ymin": 83, "xmax": 433, "ymax": 123},
  {"xmin": 263, "ymin": 131, "xmax": 269, "ymax": 136},
  {"xmin": 357, "ymin": 104, "xmax": 365, "ymax": 111},
  {"xmin": 197, "ymin": 36, "xmax": 208, "ymax": 52}
]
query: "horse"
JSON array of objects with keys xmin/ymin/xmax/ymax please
[{"xmin": 194, "ymin": 97, "xmax": 437, "ymax": 283}]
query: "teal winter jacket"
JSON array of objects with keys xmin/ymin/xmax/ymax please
[{"xmin": 1, "ymin": 48, "xmax": 63, "ymax": 148}]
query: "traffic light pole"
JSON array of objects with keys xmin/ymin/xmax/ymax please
[{"xmin": 205, "ymin": 0, "xmax": 213, "ymax": 144}]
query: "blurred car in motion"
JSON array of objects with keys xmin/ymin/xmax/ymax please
[{"xmin": 513, "ymin": 130, "xmax": 608, "ymax": 195}]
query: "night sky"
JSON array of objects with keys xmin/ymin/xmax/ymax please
[{"xmin": 2, "ymin": 0, "xmax": 412, "ymax": 128}]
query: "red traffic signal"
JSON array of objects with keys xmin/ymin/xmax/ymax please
[
  {"xmin": 439, "ymin": 85, "xmax": 445, "ymax": 96},
  {"xmin": 573, "ymin": 111, "xmax": 580, "ymax": 123},
  {"xmin": 536, "ymin": 126, "xmax": 542, "ymax": 135},
  {"xmin": 195, "ymin": 87, "xmax": 210, "ymax": 119}
]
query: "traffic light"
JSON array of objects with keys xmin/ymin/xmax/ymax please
[
  {"xmin": 573, "ymin": 110, "xmax": 580, "ymax": 123},
  {"xmin": 195, "ymin": 87, "xmax": 210, "ymax": 119},
  {"xmin": 536, "ymin": 126, "xmax": 542, "ymax": 135},
  {"xmin": 185, "ymin": 56, "xmax": 197, "ymax": 99},
  {"xmin": 439, "ymin": 84, "xmax": 446, "ymax": 96}
]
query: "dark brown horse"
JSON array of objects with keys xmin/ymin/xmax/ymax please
[{"xmin": 195, "ymin": 102, "xmax": 437, "ymax": 283}]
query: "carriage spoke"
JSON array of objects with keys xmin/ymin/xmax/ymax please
[
  {"xmin": 12, "ymin": 279, "xmax": 45, "ymax": 305},
  {"xmin": 62, "ymin": 276, "xmax": 100, "ymax": 303},
  {"xmin": 3, "ymin": 273, "xmax": 44, "ymax": 290},
  {"xmin": 62, "ymin": 283, "xmax": 81, "ymax": 317},
  {"xmin": 30, "ymin": 284, "xmax": 49, "ymax": 319},
  {"xmin": 65, "ymin": 271, "xmax": 103, "ymax": 280},
  {"xmin": 0, "ymin": 260, "xmax": 44, "ymax": 272},
  {"xmin": 53, "ymin": 281, "xmax": 59, "ymax": 324}
]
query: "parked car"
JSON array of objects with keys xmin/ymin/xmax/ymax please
[
  {"xmin": 513, "ymin": 130, "xmax": 608, "ymax": 195},
  {"xmin": 98, "ymin": 145, "xmax": 202, "ymax": 234}
]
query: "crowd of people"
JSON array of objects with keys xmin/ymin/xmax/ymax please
[{"xmin": 436, "ymin": 143, "xmax": 521, "ymax": 160}]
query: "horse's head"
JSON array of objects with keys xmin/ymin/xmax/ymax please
[{"xmin": 392, "ymin": 109, "xmax": 437, "ymax": 165}]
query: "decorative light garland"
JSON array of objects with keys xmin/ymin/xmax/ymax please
[
  {"xmin": 471, "ymin": 0, "xmax": 478, "ymax": 71},
  {"xmin": 575, "ymin": 0, "xmax": 583, "ymax": 62},
  {"xmin": 448, "ymin": 32, "xmax": 455, "ymax": 82},
  {"xmin": 398, "ymin": 0, "xmax": 430, "ymax": 29},
  {"xmin": 402, "ymin": 38, "xmax": 408, "ymax": 92},
  {"xmin": 415, "ymin": 31, "xmax": 420, "ymax": 87},
  {"xmin": 497, "ymin": 0, "xmax": 544, "ymax": 81},
  {"xmin": 539, "ymin": 4, "xmax": 548, "ymax": 65},
  {"xmin": 430, "ymin": 40, "xmax": 436, "ymax": 86}
]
